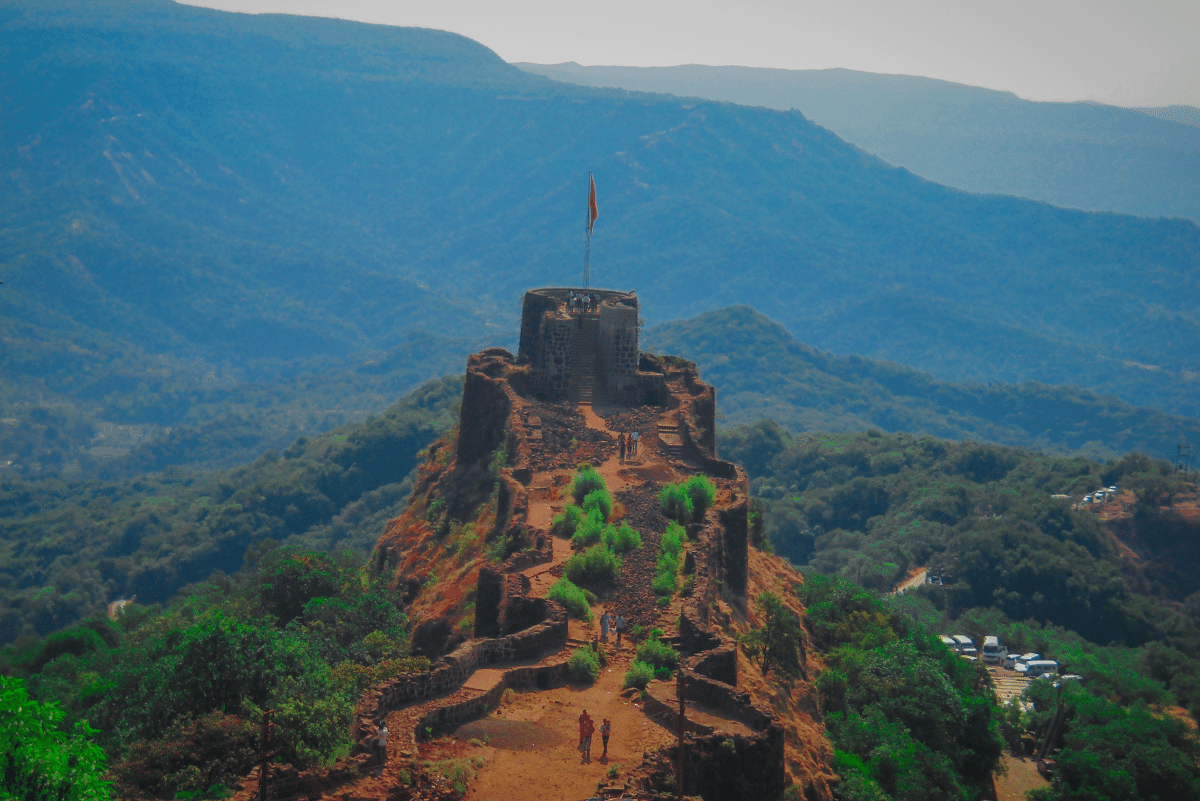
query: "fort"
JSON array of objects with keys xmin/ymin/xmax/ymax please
[
  {"xmin": 233, "ymin": 287, "xmax": 829, "ymax": 801},
  {"xmin": 517, "ymin": 287, "xmax": 640, "ymax": 402}
]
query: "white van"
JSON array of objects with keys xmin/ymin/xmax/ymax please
[
  {"xmin": 939, "ymin": 635, "xmax": 957, "ymax": 651},
  {"xmin": 1010, "ymin": 653, "xmax": 1040, "ymax": 670},
  {"xmin": 982, "ymin": 636, "xmax": 1007, "ymax": 665},
  {"xmin": 1016, "ymin": 659, "xmax": 1058, "ymax": 677},
  {"xmin": 953, "ymin": 635, "xmax": 977, "ymax": 657}
]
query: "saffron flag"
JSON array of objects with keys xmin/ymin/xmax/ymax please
[{"xmin": 588, "ymin": 173, "xmax": 599, "ymax": 234}]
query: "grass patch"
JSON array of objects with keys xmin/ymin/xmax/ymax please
[
  {"xmin": 652, "ymin": 522, "xmax": 688, "ymax": 596},
  {"xmin": 551, "ymin": 504, "xmax": 586, "ymax": 537},
  {"xmin": 659, "ymin": 482, "xmax": 693, "ymax": 523},
  {"xmin": 602, "ymin": 521, "xmax": 643, "ymax": 553},
  {"xmin": 564, "ymin": 543, "xmax": 622, "ymax": 586},
  {"xmin": 636, "ymin": 635, "xmax": 679, "ymax": 672},
  {"xmin": 581, "ymin": 487, "xmax": 613, "ymax": 522},
  {"xmin": 571, "ymin": 465, "xmax": 606, "ymax": 505},
  {"xmin": 570, "ymin": 509, "xmax": 606, "ymax": 549},
  {"xmin": 549, "ymin": 577, "xmax": 594, "ymax": 623},
  {"xmin": 568, "ymin": 647, "xmax": 601, "ymax": 684},
  {"xmin": 623, "ymin": 660, "xmax": 656, "ymax": 690},
  {"xmin": 684, "ymin": 475, "xmax": 716, "ymax": 520}
]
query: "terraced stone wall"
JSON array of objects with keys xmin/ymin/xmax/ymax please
[{"xmin": 375, "ymin": 601, "xmax": 567, "ymax": 710}]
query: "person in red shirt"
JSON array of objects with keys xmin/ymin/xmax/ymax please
[{"xmin": 578, "ymin": 709, "xmax": 594, "ymax": 763}]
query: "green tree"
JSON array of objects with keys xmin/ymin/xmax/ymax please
[
  {"xmin": 741, "ymin": 591, "xmax": 805, "ymax": 677},
  {"xmin": 0, "ymin": 676, "xmax": 111, "ymax": 800}
]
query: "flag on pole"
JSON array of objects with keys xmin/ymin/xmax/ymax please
[{"xmin": 588, "ymin": 173, "xmax": 599, "ymax": 234}]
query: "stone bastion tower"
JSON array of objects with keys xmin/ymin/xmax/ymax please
[{"xmin": 516, "ymin": 287, "xmax": 639, "ymax": 402}]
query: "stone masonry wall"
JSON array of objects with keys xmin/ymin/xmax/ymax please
[
  {"xmin": 598, "ymin": 301, "xmax": 639, "ymax": 391},
  {"xmin": 374, "ymin": 601, "xmax": 567, "ymax": 711},
  {"xmin": 534, "ymin": 316, "xmax": 574, "ymax": 396}
]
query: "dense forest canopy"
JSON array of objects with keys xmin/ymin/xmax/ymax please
[
  {"xmin": 720, "ymin": 422, "xmax": 1200, "ymax": 717},
  {"xmin": 0, "ymin": 377, "xmax": 458, "ymax": 644}
]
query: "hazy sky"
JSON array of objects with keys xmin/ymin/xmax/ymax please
[{"xmin": 182, "ymin": 0, "xmax": 1200, "ymax": 108}]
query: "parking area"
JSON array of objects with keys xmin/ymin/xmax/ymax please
[{"xmin": 990, "ymin": 666, "xmax": 1031, "ymax": 706}]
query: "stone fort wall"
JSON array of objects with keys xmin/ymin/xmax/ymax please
[{"xmin": 517, "ymin": 288, "xmax": 638, "ymax": 399}]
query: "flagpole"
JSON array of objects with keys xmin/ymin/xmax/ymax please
[{"xmin": 584, "ymin": 174, "xmax": 591, "ymax": 289}]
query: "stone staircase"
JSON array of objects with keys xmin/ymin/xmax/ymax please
[
  {"xmin": 656, "ymin": 417, "xmax": 685, "ymax": 460},
  {"xmin": 571, "ymin": 316, "xmax": 600, "ymax": 405}
]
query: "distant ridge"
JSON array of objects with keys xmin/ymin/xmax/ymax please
[
  {"xmin": 645, "ymin": 306, "xmax": 1200, "ymax": 461},
  {"xmin": 517, "ymin": 62, "xmax": 1200, "ymax": 223},
  {"xmin": 1137, "ymin": 105, "xmax": 1200, "ymax": 130}
]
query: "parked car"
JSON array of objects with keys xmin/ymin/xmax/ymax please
[
  {"xmin": 1016, "ymin": 659, "xmax": 1059, "ymax": 676},
  {"xmin": 1038, "ymin": 758, "xmax": 1057, "ymax": 780},
  {"xmin": 982, "ymin": 635, "xmax": 1008, "ymax": 665}
]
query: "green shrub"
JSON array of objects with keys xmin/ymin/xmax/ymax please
[
  {"xmin": 571, "ymin": 466, "xmax": 606, "ymax": 505},
  {"xmin": 581, "ymin": 488, "xmax": 613, "ymax": 522},
  {"xmin": 570, "ymin": 510, "xmax": 606, "ymax": 549},
  {"xmin": 567, "ymin": 647, "xmax": 600, "ymax": 684},
  {"xmin": 659, "ymin": 482, "xmax": 693, "ymax": 523},
  {"xmin": 602, "ymin": 521, "xmax": 643, "ymax": 553},
  {"xmin": 564, "ymin": 544, "xmax": 622, "ymax": 586},
  {"xmin": 651, "ymin": 564, "xmax": 678, "ymax": 596},
  {"xmin": 623, "ymin": 661, "xmax": 656, "ymax": 690},
  {"xmin": 551, "ymin": 504, "xmax": 585, "ymax": 538},
  {"xmin": 661, "ymin": 522, "xmax": 688, "ymax": 556},
  {"xmin": 684, "ymin": 476, "xmax": 716, "ymax": 521},
  {"xmin": 636, "ymin": 637, "xmax": 679, "ymax": 671},
  {"xmin": 549, "ymin": 578, "xmax": 593, "ymax": 623}
]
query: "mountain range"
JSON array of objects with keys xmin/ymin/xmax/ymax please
[
  {"xmin": 516, "ymin": 63, "xmax": 1200, "ymax": 223},
  {"xmin": 2, "ymin": 0, "xmax": 1198, "ymax": 465},
  {"xmin": 645, "ymin": 306, "xmax": 1200, "ymax": 461}
]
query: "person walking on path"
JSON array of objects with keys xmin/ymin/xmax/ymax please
[
  {"xmin": 600, "ymin": 609, "xmax": 611, "ymax": 643},
  {"xmin": 618, "ymin": 433, "xmax": 626, "ymax": 462},
  {"xmin": 599, "ymin": 718, "xmax": 611, "ymax": 761},
  {"xmin": 375, "ymin": 720, "xmax": 389, "ymax": 767},
  {"xmin": 631, "ymin": 430, "xmax": 639, "ymax": 456},
  {"xmin": 614, "ymin": 614, "xmax": 626, "ymax": 648},
  {"xmin": 578, "ymin": 710, "xmax": 594, "ymax": 763}
]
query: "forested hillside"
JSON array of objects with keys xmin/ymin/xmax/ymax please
[
  {"xmin": 8, "ymin": 302, "xmax": 1198, "ymax": 482},
  {"xmin": 0, "ymin": 377, "xmax": 458, "ymax": 644},
  {"xmin": 7, "ymin": 296, "xmax": 1200, "ymax": 644},
  {"xmin": 719, "ymin": 423, "xmax": 1200, "ymax": 711},
  {"xmin": 517, "ymin": 62, "xmax": 1200, "ymax": 223},
  {"xmin": 2, "ymin": 0, "xmax": 1199, "ymax": 462},
  {"xmin": 646, "ymin": 306, "xmax": 1200, "ymax": 460}
]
